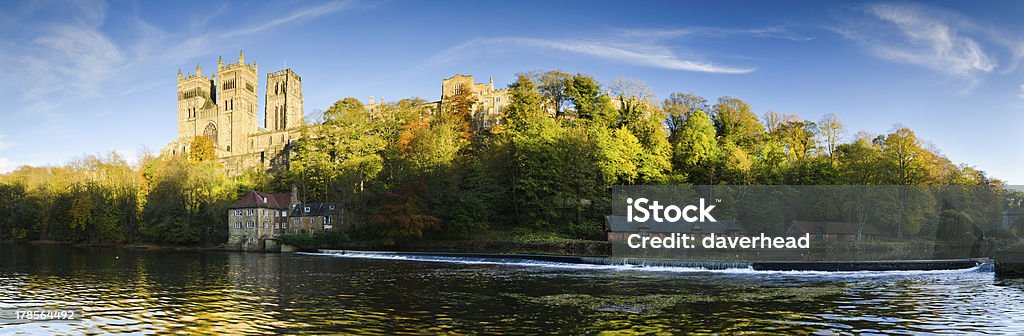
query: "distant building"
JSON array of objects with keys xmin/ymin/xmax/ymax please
[
  {"xmin": 785, "ymin": 221, "xmax": 881, "ymax": 241},
  {"xmin": 605, "ymin": 215, "xmax": 747, "ymax": 244},
  {"xmin": 226, "ymin": 186, "xmax": 339, "ymax": 251},
  {"xmin": 364, "ymin": 74, "xmax": 511, "ymax": 131}
]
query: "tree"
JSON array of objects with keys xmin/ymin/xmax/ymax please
[
  {"xmin": 712, "ymin": 97, "xmax": 765, "ymax": 150},
  {"xmin": 817, "ymin": 113, "xmax": 845, "ymax": 161},
  {"xmin": 663, "ymin": 92, "xmax": 709, "ymax": 144},
  {"xmin": 566, "ymin": 74, "xmax": 616, "ymax": 125},
  {"xmin": 189, "ymin": 136, "xmax": 216, "ymax": 162},
  {"xmin": 881, "ymin": 127, "xmax": 928, "ymax": 185},
  {"xmin": 370, "ymin": 181, "xmax": 441, "ymax": 245},
  {"xmin": 674, "ymin": 110, "xmax": 721, "ymax": 184},
  {"xmin": 533, "ymin": 70, "xmax": 572, "ymax": 117},
  {"xmin": 835, "ymin": 135, "xmax": 882, "ymax": 185},
  {"xmin": 773, "ymin": 118, "xmax": 817, "ymax": 162}
]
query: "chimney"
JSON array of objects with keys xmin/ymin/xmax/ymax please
[{"xmin": 369, "ymin": 96, "xmax": 375, "ymax": 105}]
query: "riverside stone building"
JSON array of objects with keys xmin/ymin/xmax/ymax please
[
  {"xmin": 162, "ymin": 51, "xmax": 304, "ymax": 175},
  {"xmin": 227, "ymin": 190, "xmax": 297, "ymax": 251},
  {"xmin": 227, "ymin": 187, "xmax": 340, "ymax": 251}
]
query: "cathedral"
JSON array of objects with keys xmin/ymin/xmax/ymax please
[
  {"xmin": 163, "ymin": 51, "xmax": 512, "ymax": 176},
  {"xmin": 162, "ymin": 51, "xmax": 303, "ymax": 175}
]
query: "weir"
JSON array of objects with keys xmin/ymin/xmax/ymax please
[{"xmin": 315, "ymin": 250, "xmax": 990, "ymax": 272}]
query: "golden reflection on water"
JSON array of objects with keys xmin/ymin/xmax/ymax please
[{"xmin": 1, "ymin": 244, "xmax": 1023, "ymax": 335}]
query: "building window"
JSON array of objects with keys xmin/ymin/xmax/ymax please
[
  {"xmin": 282, "ymin": 222, "xmax": 287, "ymax": 229},
  {"xmin": 294, "ymin": 218, "xmax": 300, "ymax": 226},
  {"xmin": 263, "ymin": 209, "xmax": 268, "ymax": 216},
  {"xmin": 263, "ymin": 221, "xmax": 268, "ymax": 229},
  {"xmin": 304, "ymin": 206, "xmax": 310, "ymax": 213},
  {"xmin": 235, "ymin": 221, "xmax": 241, "ymax": 229},
  {"xmin": 275, "ymin": 223, "xmax": 280, "ymax": 229},
  {"xmin": 281, "ymin": 211, "xmax": 287, "ymax": 217}
]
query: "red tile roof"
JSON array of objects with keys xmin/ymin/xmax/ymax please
[{"xmin": 229, "ymin": 191, "xmax": 291, "ymax": 209}]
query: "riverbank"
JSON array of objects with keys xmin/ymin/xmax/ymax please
[{"xmin": 14, "ymin": 239, "xmax": 230, "ymax": 252}]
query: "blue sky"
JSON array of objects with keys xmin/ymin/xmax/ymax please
[{"xmin": 0, "ymin": 0, "xmax": 1022, "ymax": 183}]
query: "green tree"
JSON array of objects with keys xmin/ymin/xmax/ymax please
[
  {"xmin": 663, "ymin": 92, "xmax": 709, "ymax": 144},
  {"xmin": 712, "ymin": 97, "xmax": 765, "ymax": 150},
  {"xmin": 566, "ymin": 74, "xmax": 615, "ymax": 126},
  {"xmin": 674, "ymin": 110, "xmax": 721, "ymax": 184}
]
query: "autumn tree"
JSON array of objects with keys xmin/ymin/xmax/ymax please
[{"xmin": 189, "ymin": 136, "xmax": 216, "ymax": 162}]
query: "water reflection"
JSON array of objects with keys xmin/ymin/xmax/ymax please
[{"xmin": 0, "ymin": 244, "xmax": 1023, "ymax": 334}]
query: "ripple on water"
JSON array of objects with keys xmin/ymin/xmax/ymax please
[{"xmin": 1, "ymin": 245, "xmax": 1023, "ymax": 334}]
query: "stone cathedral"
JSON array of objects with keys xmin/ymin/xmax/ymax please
[{"xmin": 162, "ymin": 51, "xmax": 304, "ymax": 175}]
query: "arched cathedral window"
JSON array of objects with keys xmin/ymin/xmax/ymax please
[{"xmin": 203, "ymin": 123, "xmax": 218, "ymax": 145}]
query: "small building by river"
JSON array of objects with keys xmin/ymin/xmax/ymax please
[{"xmin": 227, "ymin": 187, "xmax": 339, "ymax": 251}]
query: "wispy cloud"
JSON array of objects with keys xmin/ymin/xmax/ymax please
[
  {"xmin": 221, "ymin": 1, "xmax": 353, "ymax": 39},
  {"xmin": 431, "ymin": 37, "xmax": 754, "ymax": 74},
  {"xmin": 426, "ymin": 26, "xmax": 808, "ymax": 74},
  {"xmin": 615, "ymin": 26, "xmax": 814, "ymax": 42},
  {"xmin": 4, "ymin": 0, "xmax": 356, "ymax": 116},
  {"xmin": 834, "ymin": 3, "xmax": 1023, "ymax": 88}
]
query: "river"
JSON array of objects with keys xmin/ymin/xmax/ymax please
[{"xmin": 1, "ymin": 244, "xmax": 1022, "ymax": 334}]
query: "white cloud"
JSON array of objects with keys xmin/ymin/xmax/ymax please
[
  {"xmin": 0, "ymin": 157, "xmax": 14, "ymax": 174},
  {"xmin": 834, "ymin": 3, "xmax": 1020, "ymax": 87}
]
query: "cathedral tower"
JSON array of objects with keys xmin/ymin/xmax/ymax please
[
  {"xmin": 216, "ymin": 50, "xmax": 259, "ymax": 154},
  {"xmin": 176, "ymin": 63, "xmax": 216, "ymax": 144},
  {"xmin": 265, "ymin": 69, "xmax": 303, "ymax": 131}
]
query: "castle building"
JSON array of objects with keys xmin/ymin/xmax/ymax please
[
  {"xmin": 163, "ymin": 51, "xmax": 304, "ymax": 175},
  {"xmin": 364, "ymin": 74, "xmax": 510, "ymax": 130}
]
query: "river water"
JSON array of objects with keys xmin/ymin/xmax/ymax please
[{"xmin": 1, "ymin": 244, "xmax": 1022, "ymax": 335}]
